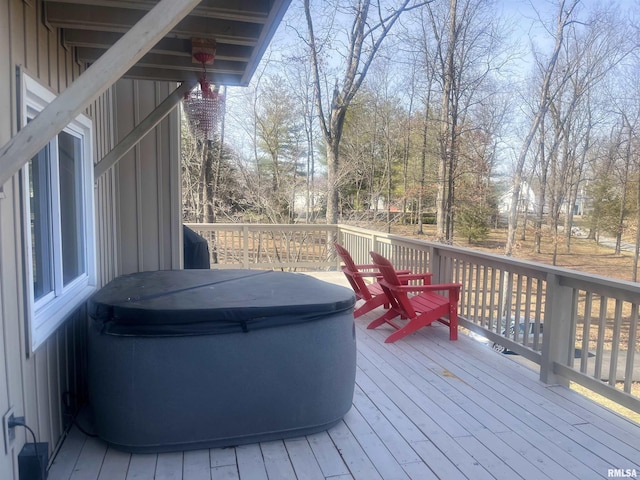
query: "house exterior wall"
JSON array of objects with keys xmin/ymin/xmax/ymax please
[
  {"xmin": 0, "ymin": 2, "xmax": 92, "ymax": 478},
  {"xmin": 0, "ymin": 1, "xmax": 182, "ymax": 477},
  {"xmin": 113, "ymin": 80, "xmax": 182, "ymax": 275}
]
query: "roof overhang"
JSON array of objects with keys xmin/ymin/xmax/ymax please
[
  {"xmin": 43, "ymin": 0, "xmax": 291, "ymax": 86},
  {"xmin": 0, "ymin": 0, "xmax": 291, "ymax": 186}
]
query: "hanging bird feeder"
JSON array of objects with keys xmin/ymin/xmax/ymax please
[{"xmin": 183, "ymin": 39, "xmax": 225, "ymax": 141}]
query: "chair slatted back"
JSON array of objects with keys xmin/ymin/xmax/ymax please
[
  {"xmin": 335, "ymin": 243, "xmax": 373, "ymax": 301},
  {"xmin": 370, "ymin": 251, "xmax": 416, "ymax": 318}
]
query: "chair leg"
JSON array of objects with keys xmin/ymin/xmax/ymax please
[
  {"xmin": 354, "ymin": 296, "xmax": 387, "ymax": 318},
  {"xmin": 384, "ymin": 316, "xmax": 428, "ymax": 343},
  {"xmin": 367, "ymin": 308, "xmax": 398, "ymax": 329},
  {"xmin": 449, "ymin": 305, "xmax": 458, "ymax": 341}
]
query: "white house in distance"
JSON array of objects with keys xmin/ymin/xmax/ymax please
[{"xmin": 498, "ymin": 181, "xmax": 537, "ymax": 214}]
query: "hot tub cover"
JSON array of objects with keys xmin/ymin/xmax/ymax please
[{"xmin": 88, "ymin": 269, "xmax": 355, "ymax": 336}]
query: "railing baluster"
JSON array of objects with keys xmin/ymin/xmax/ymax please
[
  {"xmin": 568, "ymin": 289, "xmax": 579, "ymax": 369},
  {"xmin": 524, "ymin": 277, "xmax": 532, "ymax": 348},
  {"xmin": 580, "ymin": 292, "xmax": 593, "ymax": 374},
  {"xmin": 480, "ymin": 265, "xmax": 488, "ymax": 327},
  {"xmin": 472, "ymin": 264, "xmax": 481, "ymax": 322},
  {"xmin": 625, "ymin": 304, "xmax": 638, "ymax": 394},
  {"xmin": 594, "ymin": 296, "xmax": 607, "ymax": 380},
  {"xmin": 496, "ymin": 269, "xmax": 505, "ymax": 333},
  {"xmin": 514, "ymin": 274, "xmax": 523, "ymax": 343},
  {"xmin": 608, "ymin": 299, "xmax": 623, "ymax": 387}
]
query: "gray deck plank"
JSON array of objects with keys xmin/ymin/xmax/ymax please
[
  {"xmin": 48, "ymin": 427, "xmax": 87, "ymax": 480},
  {"xmin": 210, "ymin": 465, "xmax": 239, "ymax": 480},
  {"xmin": 397, "ymin": 324, "xmax": 634, "ymax": 476},
  {"xmin": 182, "ymin": 449, "xmax": 211, "ymax": 480},
  {"xmin": 282, "ymin": 437, "xmax": 325, "ymax": 480},
  {"xmin": 358, "ymin": 330, "xmax": 506, "ymax": 434},
  {"xmin": 352, "ymin": 384, "xmax": 422, "ymax": 465},
  {"xmin": 68, "ymin": 435, "xmax": 107, "ymax": 480},
  {"xmin": 327, "ymin": 420, "xmax": 383, "ymax": 480},
  {"xmin": 356, "ymin": 350, "xmax": 467, "ymax": 439},
  {"xmin": 401, "ymin": 460, "xmax": 439, "ymax": 480},
  {"xmin": 545, "ymin": 384, "xmax": 640, "ymax": 446},
  {"xmin": 342, "ymin": 404, "xmax": 411, "ymax": 480},
  {"xmin": 209, "ymin": 447, "xmax": 237, "ymax": 467},
  {"xmin": 235, "ymin": 443, "xmax": 268, "ymax": 480},
  {"xmin": 96, "ymin": 448, "xmax": 130, "ymax": 480},
  {"xmin": 412, "ymin": 435, "xmax": 493, "ymax": 480},
  {"xmin": 354, "ymin": 367, "xmax": 428, "ymax": 445},
  {"xmin": 125, "ymin": 453, "xmax": 157, "ymax": 480},
  {"xmin": 306, "ymin": 431, "xmax": 351, "ymax": 478},
  {"xmin": 260, "ymin": 440, "xmax": 297, "ymax": 480},
  {"xmin": 392, "ymin": 325, "xmax": 605, "ymax": 478},
  {"xmin": 455, "ymin": 434, "xmax": 524, "ymax": 479},
  {"xmin": 155, "ymin": 452, "xmax": 183, "ymax": 480},
  {"xmin": 361, "ymin": 324, "xmax": 587, "ymax": 479}
]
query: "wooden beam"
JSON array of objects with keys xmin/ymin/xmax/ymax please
[
  {"xmin": 0, "ymin": 0, "xmax": 201, "ymax": 187},
  {"xmin": 94, "ymin": 79, "xmax": 196, "ymax": 180}
]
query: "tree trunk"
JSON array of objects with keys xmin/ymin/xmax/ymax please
[
  {"xmin": 436, "ymin": 0, "xmax": 457, "ymax": 242},
  {"xmin": 417, "ymin": 107, "xmax": 429, "ymax": 235},
  {"xmin": 634, "ymin": 170, "xmax": 640, "ymax": 282},
  {"xmin": 506, "ymin": 1, "xmax": 575, "ymax": 256},
  {"xmin": 326, "ymin": 139, "xmax": 340, "ymax": 224},
  {"xmin": 615, "ymin": 119, "xmax": 632, "ymax": 255}
]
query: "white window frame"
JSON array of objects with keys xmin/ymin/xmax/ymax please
[{"xmin": 21, "ymin": 73, "xmax": 96, "ymax": 352}]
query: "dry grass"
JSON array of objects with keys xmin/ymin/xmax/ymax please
[{"xmin": 388, "ymin": 223, "xmax": 639, "ymax": 282}]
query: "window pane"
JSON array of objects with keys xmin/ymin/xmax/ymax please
[
  {"xmin": 29, "ymin": 148, "xmax": 54, "ymax": 300},
  {"xmin": 58, "ymin": 131, "xmax": 85, "ymax": 285}
]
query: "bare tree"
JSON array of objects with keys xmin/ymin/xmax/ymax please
[
  {"xmin": 423, "ymin": 0, "xmax": 510, "ymax": 242},
  {"xmin": 303, "ymin": 0, "xmax": 426, "ymax": 224},
  {"xmin": 505, "ymin": 0, "xmax": 578, "ymax": 256},
  {"xmin": 523, "ymin": 2, "xmax": 633, "ymax": 260}
]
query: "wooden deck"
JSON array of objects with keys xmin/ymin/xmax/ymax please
[{"xmin": 48, "ymin": 273, "xmax": 640, "ymax": 480}]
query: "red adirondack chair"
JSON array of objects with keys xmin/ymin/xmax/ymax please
[
  {"xmin": 334, "ymin": 243, "xmax": 414, "ymax": 319},
  {"xmin": 369, "ymin": 251, "xmax": 461, "ymax": 343}
]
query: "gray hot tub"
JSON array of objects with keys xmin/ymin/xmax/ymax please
[{"xmin": 88, "ymin": 269, "xmax": 356, "ymax": 453}]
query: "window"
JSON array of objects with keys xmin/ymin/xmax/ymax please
[{"xmin": 21, "ymin": 73, "xmax": 96, "ymax": 352}]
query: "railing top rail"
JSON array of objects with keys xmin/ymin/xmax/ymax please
[
  {"xmin": 184, "ymin": 222, "xmax": 640, "ymax": 297},
  {"xmin": 337, "ymin": 224, "xmax": 640, "ymax": 297},
  {"xmin": 185, "ymin": 223, "xmax": 339, "ymax": 231}
]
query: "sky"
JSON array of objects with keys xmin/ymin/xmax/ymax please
[{"xmin": 222, "ymin": 0, "xmax": 637, "ymax": 171}]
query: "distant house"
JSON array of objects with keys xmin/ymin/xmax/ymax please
[
  {"xmin": 0, "ymin": 1, "xmax": 290, "ymax": 477},
  {"xmin": 498, "ymin": 181, "xmax": 537, "ymax": 214}
]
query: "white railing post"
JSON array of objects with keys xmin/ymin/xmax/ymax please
[
  {"xmin": 335, "ymin": 226, "xmax": 342, "ymax": 269},
  {"xmin": 371, "ymin": 232, "xmax": 379, "ymax": 258},
  {"xmin": 243, "ymin": 225, "xmax": 249, "ymax": 269},
  {"xmin": 429, "ymin": 245, "xmax": 442, "ymax": 283},
  {"xmin": 540, "ymin": 273, "xmax": 573, "ymax": 386}
]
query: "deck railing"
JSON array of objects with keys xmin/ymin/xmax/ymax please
[{"xmin": 185, "ymin": 222, "xmax": 640, "ymax": 415}]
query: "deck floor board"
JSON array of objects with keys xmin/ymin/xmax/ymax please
[{"xmin": 47, "ymin": 274, "xmax": 640, "ymax": 480}]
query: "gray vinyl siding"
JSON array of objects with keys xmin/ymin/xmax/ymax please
[
  {"xmin": 0, "ymin": 2, "xmax": 91, "ymax": 478},
  {"xmin": 114, "ymin": 79, "xmax": 182, "ymax": 275},
  {"xmin": 0, "ymin": 1, "xmax": 182, "ymax": 478}
]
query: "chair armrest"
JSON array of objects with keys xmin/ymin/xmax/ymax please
[
  {"xmin": 348, "ymin": 266, "xmax": 412, "ymax": 279},
  {"xmin": 395, "ymin": 273, "xmax": 432, "ymax": 283},
  {"xmin": 352, "ymin": 263, "xmax": 380, "ymax": 271},
  {"xmin": 354, "ymin": 264, "xmax": 411, "ymax": 274},
  {"xmin": 393, "ymin": 269, "xmax": 412, "ymax": 275},
  {"xmin": 384, "ymin": 281, "xmax": 461, "ymax": 297},
  {"xmin": 352, "ymin": 271, "xmax": 383, "ymax": 278}
]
